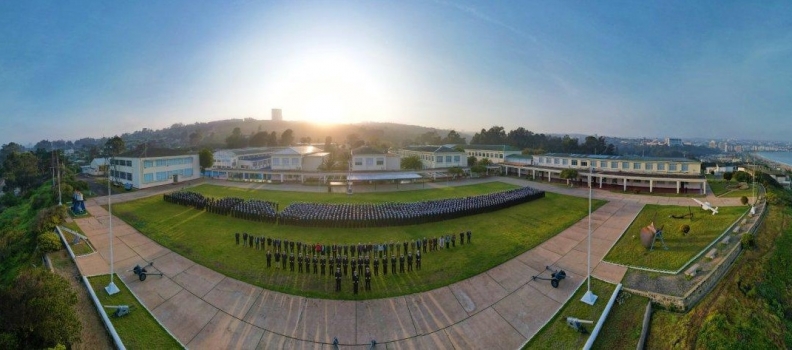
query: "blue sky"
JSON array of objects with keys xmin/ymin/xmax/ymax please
[{"xmin": 1, "ymin": 1, "xmax": 790, "ymax": 145}]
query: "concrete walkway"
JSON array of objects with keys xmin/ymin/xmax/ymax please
[{"xmin": 73, "ymin": 177, "xmax": 741, "ymax": 349}]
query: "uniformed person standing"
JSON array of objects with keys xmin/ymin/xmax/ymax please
[
  {"xmin": 243, "ymin": 232, "xmax": 248, "ymax": 247},
  {"xmin": 399, "ymin": 254, "xmax": 405, "ymax": 273},
  {"xmin": 407, "ymin": 252, "xmax": 413, "ymax": 272},
  {"xmin": 313, "ymin": 255, "xmax": 319, "ymax": 274},
  {"xmin": 352, "ymin": 271, "xmax": 359, "ymax": 295},
  {"xmin": 365, "ymin": 267, "xmax": 372, "ymax": 291},
  {"xmin": 320, "ymin": 256, "xmax": 326, "ymax": 276},
  {"xmin": 266, "ymin": 250, "xmax": 272, "ymax": 268},
  {"xmin": 451, "ymin": 234, "xmax": 456, "ymax": 248},
  {"xmin": 289, "ymin": 253, "xmax": 295, "ymax": 272},
  {"xmin": 460, "ymin": 232, "xmax": 465, "ymax": 245},
  {"xmin": 467, "ymin": 230, "xmax": 471, "ymax": 244},
  {"xmin": 298, "ymin": 254, "xmax": 304, "ymax": 273},
  {"xmin": 373, "ymin": 257, "xmax": 379, "ymax": 276},
  {"xmin": 343, "ymin": 255, "xmax": 348, "ymax": 276},
  {"xmin": 235, "ymin": 232, "xmax": 240, "ymax": 245},
  {"xmin": 391, "ymin": 255, "xmax": 397, "ymax": 275},
  {"xmin": 416, "ymin": 251, "xmax": 421, "ymax": 270},
  {"xmin": 382, "ymin": 255, "xmax": 388, "ymax": 275},
  {"xmin": 335, "ymin": 268, "xmax": 342, "ymax": 292},
  {"xmin": 281, "ymin": 252, "xmax": 287, "ymax": 269}
]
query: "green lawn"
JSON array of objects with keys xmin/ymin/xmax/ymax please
[
  {"xmin": 88, "ymin": 275, "xmax": 182, "ymax": 350},
  {"xmin": 709, "ymin": 181, "xmax": 756, "ymax": 198},
  {"xmin": 603, "ymin": 204, "xmax": 747, "ymax": 271},
  {"xmin": 591, "ymin": 291, "xmax": 648, "ymax": 350},
  {"xmin": 61, "ymin": 222, "xmax": 95, "ymax": 256},
  {"xmin": 524, "ymin": 278, "xmax": 616, "ymax": 349},
  {"xmin": 112, "ymin": 183, "xmax": 605, "ymax": 299}
]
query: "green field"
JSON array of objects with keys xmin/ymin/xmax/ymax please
[
  {"xmin": 61, "ymin": 222, "xmax": 94, "ymax": 256},
  {"xmin": 524, "ymin": 278, "xmax": 616, "ymax": 349},
  {"xmin": 88, "ymin": 275, "xmax": 182, "ymax": 350},
  {"xmin": 708, "ymin": 181, "xmax": 756, "ymax": 198},
  {"xmin": 603, "ymin": 204, "xmax": 747, "ymax": 271},
  {"xmin": 591, "ymin": 291, "xmax": 648, "ymax": 349},
  {"xmin": 112, "ymin": 182, "xmax": 605, "ymax": 299}
]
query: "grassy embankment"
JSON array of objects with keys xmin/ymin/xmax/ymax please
[
  {"xmin": 604, "ymin": 204, "xmax": 746, "ymax": 271},
  {"xmin": 709, "ymin": 180, "xmax": 756, "ymax": 198},
  {"xmin": 112, "ymin": 182, "xmax": 605, "ymax": 299}
]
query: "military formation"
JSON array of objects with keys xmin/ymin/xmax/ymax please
[
  {"xmin": 165, "ymin": 186, "xmax": 544, "ymax": 228},
  {"xmin": 233, "ymin": 231, "xmax": 473, "ymax": 293}
]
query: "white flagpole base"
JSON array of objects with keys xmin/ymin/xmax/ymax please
[
  {"xmin": 581, "ymin": 290, "xmax": 598, "ymax": 305},
  {"xmin": 105, "ymin": 282, "xmax": 120, "ymax": 295}
]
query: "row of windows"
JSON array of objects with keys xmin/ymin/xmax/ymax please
[
  {"xmin": 110, "ymin": 170, "xmax": 132, "ymax": 181},
  {"xmin": 354, "ymin": 157, "xmax": 386, "ymax": 166},
  {"xmin": 142, "ymin": 168, "xmax": 194, "ymax": 184},
  {"xmin": 111, "ymin": 159, "xmax": 132, "ymax": 167},
  {"xmin": 436, "ymin": 155, "xmax": 462, "ymax": 163},
  {"xmin": 272, "ymin": 157, "xmax": 300, "ymax": 166},
  {"xmin": 143, "ymin": 157, "xmax": 194, "ymax": 168},
  {"xmin": 467, "ymin": 151, "xmax": 505, "ymax": 159},
  {"xmin": 540, "ymin": 157, "xmax": 691, "ymax": 172}
]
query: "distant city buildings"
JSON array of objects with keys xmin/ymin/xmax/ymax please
[{"xmin": 665, "ymin": 138, "xmax": 683, "ymax": 147}]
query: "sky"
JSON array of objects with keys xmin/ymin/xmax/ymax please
[{"xmin": 1, "ymin": 1, "xmax": 791, "ymax": 145}]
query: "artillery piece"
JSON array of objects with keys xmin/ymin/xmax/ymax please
[
  {"xmin": 132, "ymin": 262, "xmax": 164, "ymax": 281},
  {"xmin": 104, "ymin": 305, "xmax": 131, "ymax": 318},
  {"xmin": 531, "ymin": 265, "xmax": 567, "ymax": 288},
  {"xmin": 566, "ymin": 317, "xmax": 594, "ymax": 334}
]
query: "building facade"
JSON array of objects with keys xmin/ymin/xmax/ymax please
[
  {"xmin": 351, "ymin": 146, "xmax": 401, "ymax": 171},
  {"xmin": 109, "ymin": 153, "xmax": 199, "ymax": 189},
  {"xmin": 396, "ymin": 146, "xmax": 467, "ymax": 169},
  {"xmin": 463, "ymin": 145, "xmax": 522, "ymax": 164}
]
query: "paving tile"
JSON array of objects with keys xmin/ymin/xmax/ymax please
[
  {"xmin": 517, "ymin": 246, "xmax": 562, "ymax": 274},
  {"xmin": 405, "ymin": 287, "xmax": 468, "ymax": 335},
  {"xmin": 172, "ymin": 263, "xmax": 226, "ymax": 298},
  {"xmin": 298, "ymin": 299, "xmax": 356, "ymax": 344},
  {"xmin": 243, "ymin": 290, "xmax": 306, "ymax": 338},
  {"xmin": 120, "ymin": 271, "xmax": 183, "ymax": 311},
  {"xmin": 153, "ymin": 251, "xmax": 196, "ymax": 277},
  {"xmin": 449, "ymin": 273, "xmax": 508, "ymax": 316},
  {"xmin": 384, "ymin": 331, "xmax": 454, "ymax": 350},
  {"xmin": 187, "ymin": 311, "xmax": 265, "ymax": 350},
  {"xmin": 152, "ymin": 289, "xmax": 219, "ymax": 345},
  {"xmin": 356, "ymin": 297, "xmax": 417, "ymax": 344},
  {"xmin": 486, "ymin": 258, "xmax": 539, "ymax": 293},
  {"xmin": 203, "ymin": 277, "xmax": 262, "ymax": 319},
  {"xmin": 493, "ymin": 283, "xmax": 561, "ymax": 339},
  {"xmin": 443, "ymin": 308, "xmax": 525, "ymax": 350},
  {"xmin": 538, "ymin": 235, "xmax": 581, "ymax": 256},
  {"xmin": 257, "ymin": 329, "xmax": 327, "ymax": 349}
]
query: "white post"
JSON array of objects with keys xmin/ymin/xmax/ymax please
[
  {"xmin": 105, "ymin": 159, "xmax": 120, "ymax": 295},
  {"xmin": 581, "ymin": 164, "xmax": 598, "ymax": 305},
  {"xmin": 57, "ymin": 153, "xmax": 62, "ymax": 206}
]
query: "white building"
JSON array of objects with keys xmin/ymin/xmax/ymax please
[
  {"xmin": 213, "ymin": 147, "xmax": 271, "ymax": 169},
  {"xmin": 82, "ymin": 158, "xmax": 109, "ymax": 176},
  {"xmin": 351, "ymin": 146, "xmax": 401, "ymax": 171},
  {"xmin": 463, "ymin": 145, "xmax": 522, "ymax": 164},
  {"xmin": 666, "ymin": 138, "xmax": 683, "ymax": 147},
  {"xmin": 109, "ymin": 150, "xmax": 199, "ymax": 189},
  {"xmin": 270, "ymin": 146, "xmax": 328, "ymax": 171},
  {"xmin": 396, "ymin": 146, "xmax": 466, "ymax": 169}
]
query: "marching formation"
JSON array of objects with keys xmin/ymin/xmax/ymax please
[
  {"xmin": 233, "ymin": 231, "xmax": 472, "ymax": 294},
  {"xmin": 164, "ymin": 186, "xmax": 544, "ymax": 228}
]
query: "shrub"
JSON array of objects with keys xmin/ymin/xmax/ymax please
[
  {"xmin": 0, "ymin": 192, "xmax": 21, "ymax": 207},
  {"xmin": 741, "ymin": 233, "xmax": 755, "ymax": 249},
  {"xmin": 740, "ymin": 196, "xmax": 749, "ymax": 205},
  {"xmin": 32, "ymin": 206, "xmax": 67, "ymax": 235},
  {"xmin": 37, "ymin": 232, "xmax": 62, "ymax": 253},
  {"xmin": 680, "ymin": 224, "xmax": 691, "ymax": 234}
]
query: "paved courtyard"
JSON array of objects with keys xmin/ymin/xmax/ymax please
[{"xmin": 74, "ymin": 177, "xmax": 741, "ymax": 349}]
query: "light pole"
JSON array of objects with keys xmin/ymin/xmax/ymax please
[
  {"xmin": 105, "ymin": 157, "xmax": 120, "ymax": 295},
  {"xmin": 581, "ymin": 163, "xmax": 598, "ymax": 305}
]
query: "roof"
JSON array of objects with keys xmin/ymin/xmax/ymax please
[
  {"xmin": 271, "ymin": 146, "xmax": 324, "ymax": 156},
  {"xmin": 351, "ymin": 146, "xmax": 387, "ymax": 155},
  {"xmin": 90, "ymin": 158, "xmax": 109, "ymax": 166},
  {"xmin": 464, "ymin": 145, "xmax": 521, "ymax": 152},
  {"xmin": 117, "ymin": 148, "xmax": 195, "ymax": 158},
  {"xmin": 402, "ymin": 145, "xmax": 462, "ymax": 153},
  {"xmin": 348, "ymin": 173, "xmax": 422, "ymax": 181},
  {"xmin": 540, "ymin": 153, "xmax": 699, "ymax": 163}
]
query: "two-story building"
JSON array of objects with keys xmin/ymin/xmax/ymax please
[
  {"xmin": 396, "ymin": 146, "xmax": 467, "ymax": 169},
  {"xmin": 463, "ymin": 145, "xmax": 522, "ymax": 164},
  {"xmin": 109, "ymin": 149, "xmax": 200, "ymax": 189},
  {"xmin": 350, "ymin": 146, "xmax": 401, "ymax": 171},
  {"xmin": 501, "ymin": 153, "xmax": 706, "ymax": 194}
]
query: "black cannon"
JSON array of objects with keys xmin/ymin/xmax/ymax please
[
  {"xmin": 132, "ymin": 262, "xmax": 164, "ymax": 281},
  {"xmin": 531, "ymin": 266, "xmax": 567, "ymax": 288}
]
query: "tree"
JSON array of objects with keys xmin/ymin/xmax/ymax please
[
  {"xmin": 740, "ymin": 196, "xmax": 749, "ymax": 205},
  {"xmin": 249, "ymin": 131, "xmax": 270, "ymax": 147},
  {"xmin": 467, "ymin": 156, "xmax": 477, "ymax": 167},
  {"xmin": 723, "ymin": 172, "xmax": 733, "ymax": 182},
  {"xmin": 225, "ymin": 128, "xmax": 247, "ymax": 149},
  {"xmin": 0, "ymin": 269, "xmax": 82, "ymax": 349},
  {"xmin": 400, "ymin": 155, "xmax": 423, "ymax": 170},
  {"xmin": 280, "ymin": 129, "xmax": 294, "ymax": 146},
  {"xmin": 199, "ymin": 148, "xmax": 214, "ymax": 172},
  {"xmin": 1, "ymin": 151, "xmax": 40, "ymax": 192},
  {"xmin": 448, "ymin": 166, "xmax": 464, "ymax": 178},
  {"xmin": 470, "ymin": 126, "xmax": 507, "ymax": 145},
  {"xmin": 37, "ymin": 232, "xmax": 62, "ymax": 253},
  {"xmin": 734, "ymin": 171, "xmax": 751, "ymax": 183},
  {"xmin": 416, "ymin": 131, "xmax": 442, "ymax": 145},
  {"xmin": 188, "ymin": 131, "xmax": 203, "ymax": 146},
  {"xmin": 479, "ymin": 158, "xmax": 492, "ymax": 166},
  {"xmin": 0, "ymin": 142, "xmax": 25, "ymax": 163},
  {"xmin": 104, "ymin": 136, "xmax": 125, "ymax": 157},
  {"xmin": 560, "ymin": 168, "xmax": 579, "ymax": 186}
]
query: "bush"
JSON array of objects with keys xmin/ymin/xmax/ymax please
[
  {"xmin": 69, "ymin": 180, "xmax": 89, "ymax": 191},
  {"xmin": 741, "ymin": 233, "xmax": 755, "ymax": 249},
  {"xmin": 740, "ymin": 196, "xmax": 749, "ymax": 205},
  {"xmin": 680, "ymin": 224, "xmax": 691, "ymax": 234},
  {"xmin": 37, "ymin": 232, "xmax": 62, "ymax": 253},
  {"xmin": 0, "ymin": 192, "xmax": 21, "ymax": 207},
  {"xmin": 32, "ymin": 206, "xmax": 67, "ymax": 235}
]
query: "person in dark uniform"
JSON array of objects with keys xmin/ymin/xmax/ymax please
[
  {"xmin": 266, "ymin": 250, "xmax": 272, "ymax": 268},
  {"xmin": 403, "ymin": 241, "xmax": 408, "ymax": 254},
  {"xmin": 320, "ymin": 256, "xmax": 326, "ymax": 276},
  {"xmin": 467, "ymin": 230, "xmax": 471, "ymax": 244},
  {"xmin": 250, "ymin": 235, "xmax": 254, "ymax": 248},
  {"xmin": 460, "ymin": 232, "xmax": 465, "ymax": 245},
  {"xmin": 399, "ymin": 254, "xmax": 405, "ymax": 273},
  {"xmin": 391, "ymin": 255, "xmax": 397, "ymax": 275},
  {"xmin": 329, "ymin": 257, "xmax": 335, "ymax": 275},
  {"xmin": 423, "ymin": 237, "xmax": 428, "ymax": 253},
  {"xmin": 235, "ymin": 232, "xmax": 240, "ymax": 245},
  {"xmin": 313, "ymin": 255, "xmax": 318, "ymax": 274},
  {"xmin": 281, "ymin": 252, "xmax": 287, "ymax": 269},
  {"xmin": 342, "ymin": 255, "xmax": 349, "ymax": 276},
  {"xmin": 451, "ymin": 234, "xmax": 456, "ymax": 247},
  {"xmin": 298, "ymin": 254, "xmax": 304, "ymax": 273},
  {"xmin": 335, "ymin": 267, "xmax": 342, "ymax": 292},
  {"xmin": 382, "ymin": 255, "xmax": 388, "ymax": 275},
  {"xmin": 416, "ymin": 251, "xmax": 421, "ymax": 270},
  {"xmin": 243, "ymin": 232, "xmax": 248, "ymax": 247},
  {"xmin": 407, "ymin": 252, "xmax": 413, "ymax": 272},
  {"xmin": 357, "ymin": 257, "xmax": 364, "ymax": 276},
  {"xmin": 304, "ymin": 254, "xmax": 310, "ymax": 273},
  {"xmin": 364, "ymin": 267, "xmax": 371, "ymax": 291},
  {"xmin": 352, "ymin": 271, "xmax": 359, "ymax": 295},
  {"xmin": 373, "ymin": 257, "xmax": 379, "ymax": 276}
]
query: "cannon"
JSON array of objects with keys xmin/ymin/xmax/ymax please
[
  {"xmin": 132, "ymin": 262, "xmax": 164, "ymax": 281},
  {"xmin": 104, "ymin": 305, "xmax": 131, "ymax": 318},
  {"xmin": 566, "ymin": 317, "xmax": 594, "ymax": 334},
  {"xmin": 531, "ymin": 266, "xmax": 567, "ymax": 288}
]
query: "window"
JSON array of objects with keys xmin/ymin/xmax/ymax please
[
  {"xmin": 545, "ymin": 157, "xmax": 551, "ymax": 163},
  {"xmin": 156, "ymin": 171, "xmax": 167, "ymax": 181},
  {"xmin": 581, "ymin": 161, "xmax": 588, "ymax": 167},
  {"xmin": 143, "ymin": 173, "xmax": 154, "ymax": 183},
  {"xmin": 633, "ymin": 162, "xmax": 641, "ymax": 170},
  {"xmin": 499, "ymin": 154, "xmax": 503, "ymax": 159},
  {"xmin": 354, "ymin": 158, "xmax": 362, "ymax": 166},
  {"xmin": 657, "ymin": 163, "xmax": 665, "ymax": 171},
  {"xmin": 454, "ymin": 156, "xmax": 460, "ymax": 162},
  {"xmin": 126, "ymin": 160, "xmax": 132, "ymax": 166},
  {"xmin": 446, "ymin": 156, "xmax": 452, "ymax": 163},
  {"xmin": 561, "ymin": 159, "xmax": 568, "ymax": 165},
  {"xmin": 184, "ymin": 168, "xmax": 193, "ymax": 177},
  {"xmin": 681, "ymin": 164, "xmax": 689, "ymax": 172},
  {"xmin": 600, "ymin": 161, "xmax": 607, "ymax": 168},
  {"xmin": 554, "ymin": 158, "xmax": 560, "ymax": 164},
  {"xmin": 144, "ymin": 160, "xmax": 153, "ymax": 168},
  {"xmin": 273, "ymin": 158, "xmax": 280, "ymax": 166},
  {"xmin": 669, "ymin": 164, "xmax": 678, "ymax": 171},
  {"xmin": 376, "ymin": 158, "xmax": 384, "ymax": 166},
  {"xmin": 571, "ymin": 160, "xmax": 578, "ymax": 166},
  {"xmin": 622, "ymin": 162, "xmax": 629, "ymax": 169},
  {"xmin": 292, "ymin": 158, "xmax": 299, "ymax": 165},
  {"xmin": 645, "ymin": 163, "xmax": 653, "ymax": 170},
  {"xmin": 611, "ymin": 161, "xmax": 618, "ymax": 169},
  {"xmin": 437, "ymin": 156, "xmax": 444, "ymax": 163},
  {"xmin": 366, "ymin": 158, "xmax": 374, "ymax": 166}
]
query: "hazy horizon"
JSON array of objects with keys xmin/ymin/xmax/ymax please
[{"xmin": 2, "ymin": 1, "xmax": 791, "ymax": 145}]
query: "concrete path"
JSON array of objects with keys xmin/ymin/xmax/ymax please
[{"xmin": 74, "ymin": 177, "xmax": 740, "ymax": 349}]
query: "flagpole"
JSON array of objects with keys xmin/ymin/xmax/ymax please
[
  {"xmin": 581, "ymin": 163, "xmax": 598, "ymax": 305},
  {"xmin": 105, "ymin": 157, "xmax": 120, "ymax": 295}
]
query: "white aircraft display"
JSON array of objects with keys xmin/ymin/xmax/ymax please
[{"xmin": 692, "ymin": 198, "xmax": 719, "ymax": 215}]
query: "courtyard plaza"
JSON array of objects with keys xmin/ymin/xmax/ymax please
[{"xmin": 73, "ymin": 177, "xmax": 742, "ymax": 349}]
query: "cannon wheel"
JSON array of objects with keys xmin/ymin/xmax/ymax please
[
  {"xmin": 551, "ymin": 279, "xmax": 559, "ymax": 288},
  {"xmin": 139, "ymin": 272, "xmax": 147, "ymax": 281}
]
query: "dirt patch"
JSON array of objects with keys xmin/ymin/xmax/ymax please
[{"xmin": 49, "ymin": 250, "xmax": 113, "ymax": 350}]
